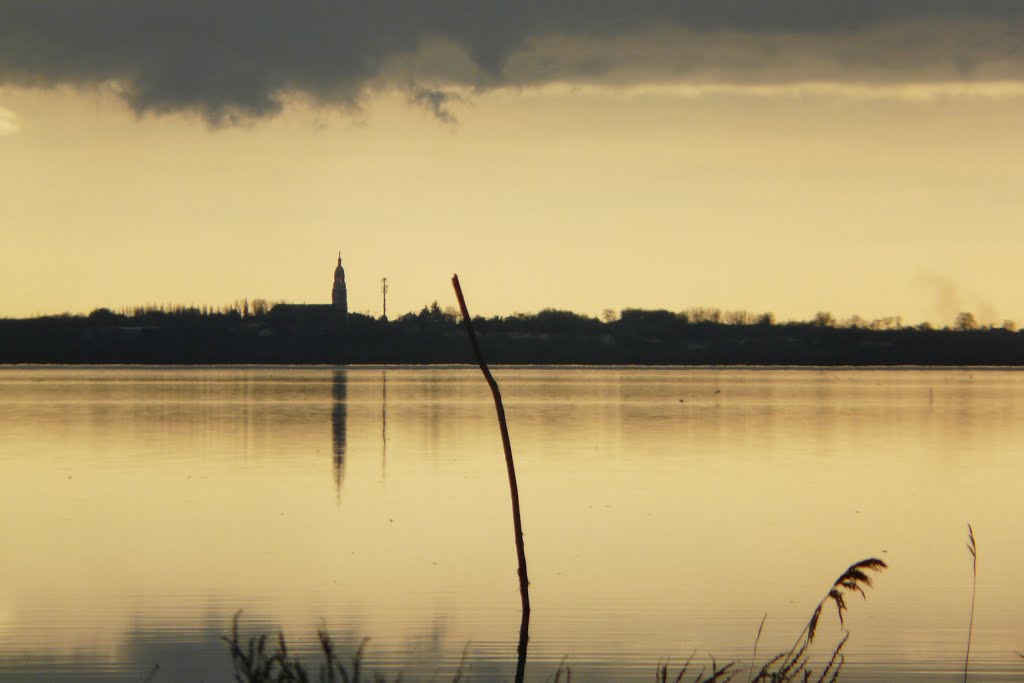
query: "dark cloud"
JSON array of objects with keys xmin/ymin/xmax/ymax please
[
  {"xmin": 407, "ymin": 85, "xmax": 461, "ymax": 125},
  {"xmin": 2, "ymin": 1, "xmax": 1024, "ymax": 124}
]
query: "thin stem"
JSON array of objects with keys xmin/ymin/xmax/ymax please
[
  {"xmin": 451, "ymin": 274, "xmax": 531, "ymax": 619},
  {"xmin": 748, "ymin": 612, "xmax": 767, "ymax": 683},
  {"xmin": 965, "ymin": 523, "xmax": 977, "ymax": 683},
  {"xmin": 515, "ymin": 608, "xmax": 531, "ymax": 683}
]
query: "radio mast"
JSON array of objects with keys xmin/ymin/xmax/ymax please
[{"xmin": 381, "ymin": 277, "xmax": 389, "ymax": 321}]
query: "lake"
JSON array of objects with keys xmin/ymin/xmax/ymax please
[{"xmin": 1, "ymin": 366, "xmax": 1022, "ymax": 681}]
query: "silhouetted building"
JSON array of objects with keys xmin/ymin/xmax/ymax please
[
  {"xmin": 269, "ymin": 254, "xmax": 349, "ymax": 326},
  {"xmin": 332, "ymin": 254, "xmax": 348, "ymax": 317}
]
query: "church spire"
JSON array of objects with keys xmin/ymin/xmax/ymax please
[{"xmin": 332, "ymin": 252, "xmax": 348, "ymax": 319}]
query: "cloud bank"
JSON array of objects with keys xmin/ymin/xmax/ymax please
[{"xmin": 2, "ymin": 1, "xmax": 1024, "ymax": 124}]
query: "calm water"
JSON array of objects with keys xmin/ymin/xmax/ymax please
[{"xmin": 1, "ymin": 366, "xmax": 1023, "ymax": 681}]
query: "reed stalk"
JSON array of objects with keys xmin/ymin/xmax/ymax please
[
  {"xmin": 748, "ymin": 612, "xmax": 767, "ymax": 683},
  {"xmin": 770, "ymin": 558, "xmax": 887, "ymax": 677}
]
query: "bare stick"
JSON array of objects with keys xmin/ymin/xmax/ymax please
[
  {"xmin": 965, "ymin": 523, "xmax": 977, "ymax": 683},
  {"xmin": 451, "ymin": 275, "xmax": 531, "ymax": 615},
  {"xmin": 452, "ymin": 274, "xmax": 531, "ymax": 681},
  {"xmin": 516, "ymin": 609, "xmax": 531, "ymax": 683}
]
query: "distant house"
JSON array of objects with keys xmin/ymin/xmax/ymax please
[{"xmin": 270, "ymin": 254, "xmax": 349, "ymax": 327}]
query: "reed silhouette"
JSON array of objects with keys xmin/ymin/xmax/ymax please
[
  {"xmin": 751, "ymin": 558, "xmax": 887, "ymax": 682},
  {"xmin": 222, "ymin": 556, "xmax": 886, "ymax": 682},
  {"xmin": 656, "ymin": 654, "xmax": 735, "ymax": 683},
  {"xmin": 223, "ymin": 611, "xmax": 377, "ymax": 683},
  {"xmin": 747, "ymin": 612, "xmax": 767, "ymax": 683}
]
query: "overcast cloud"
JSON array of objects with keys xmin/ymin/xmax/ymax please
[{"xmin": 2, "ymin": 1, "xmax": 1024, "ymax": 124}]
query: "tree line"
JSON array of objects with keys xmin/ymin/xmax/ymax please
[
  {"xmin": 0, "ymin": 302, "xmax": 1019, "ymax": 365},
  {"xmin": 65, "ymin": 299, "xmax": 1017, "ymax": 335}
]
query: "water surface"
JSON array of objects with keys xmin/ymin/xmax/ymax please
[{"xmin": 1, "ymin": 366, "xmax": 1022, "ymax": 681}]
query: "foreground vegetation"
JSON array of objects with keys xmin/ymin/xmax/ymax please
[
  {"xmin": 218, "ymin": 524, "xmax": 1001, "ymax": 682},
  {"xmin": 222, "ymin": 559, "xmax": 887, "ymax": 683}
]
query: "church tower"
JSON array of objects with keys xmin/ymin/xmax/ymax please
[{"xmin": 332, "ymin": 253, "xmax": 348, "ymax": 319}]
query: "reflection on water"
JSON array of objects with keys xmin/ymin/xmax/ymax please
[
  {"xmin": 381, "ymin": 368, "xmax": 388, "ymax": 482},
  {"xmin": 0, "ymin": 366, "xmax": 1023, "ymax": 681},
  {"xmin": 332, "ymin": 369, "xmax": 347, "ymax": 501}
]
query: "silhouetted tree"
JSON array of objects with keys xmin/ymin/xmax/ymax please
[
  {"xmin": 685, "ymin": 307, "xmax": 722, "ymax": 323},
  {"xmin": 530, "ymin": 309, "xmax": 601, "ymax": 335},
  {"xmin": 88, "ymin": 308, "xmax": 119, "ymax": 323},
  {"xmin": 724, "ymin": 310, "xmax": 757, "ymax": 325},
  {"xmin": 869, "ymin": 316, "xmax": 903, "ymax": 331},
  {"xmin": 955, "ymin": 312, "xmax": 978, "ymax": 331},
  {"xmin": 813, "ymin": 311, "xmax": 836, "ymax": 327},
  {"xmin": 411, "ymin": 301, "xmax": 457, "ymax": 328}
]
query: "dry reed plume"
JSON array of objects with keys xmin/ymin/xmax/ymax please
[{"xmin": 748, "ymin": 557, "xmax": 888, "ymax": 683}]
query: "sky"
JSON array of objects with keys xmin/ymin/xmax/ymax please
[{"xmin": 1, "ymin": 1, "xmax": 1023, "ymax": 325}]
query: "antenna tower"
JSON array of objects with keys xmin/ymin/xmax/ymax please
[{"xmin": 381, "ymin": 277, "xmax": 389, "ymax": 321}]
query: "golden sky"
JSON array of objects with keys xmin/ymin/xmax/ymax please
[{"xmin": 1, "ymin": 3, "xmax": 1023, "ymax": 325}]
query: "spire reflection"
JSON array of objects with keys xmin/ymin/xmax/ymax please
[{"xmin": 331, "ymin": 369, "xmax": 347, "ymax": 502}]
